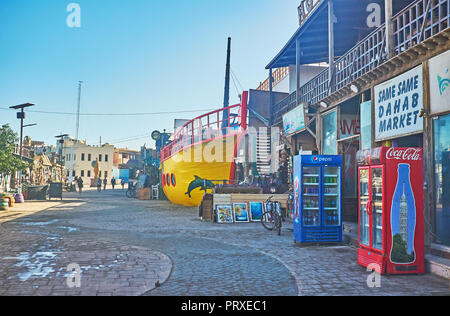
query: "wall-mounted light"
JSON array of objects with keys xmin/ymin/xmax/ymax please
[
  {"xmin": 320, "ymin": 101, "xmax": 328, "ymax": 108},
  {"xmin": 350, "ymin": 84, "xmax": 360, "ymax": 93},
  {"xmin": 419, "ymin": 108, "xmax": 427, "ymax": 118}
]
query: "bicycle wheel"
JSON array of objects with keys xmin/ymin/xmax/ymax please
[
  {"xmin": 126, "ymin": 190, "xmax": 134, "ymax": 198},
  {"xmin": 276, "ymin": 216, "xmax": 282, "ymax": 236},
  {"xmin": 261, "ymin": 211, "xmax": 275, "ymax": 231}
]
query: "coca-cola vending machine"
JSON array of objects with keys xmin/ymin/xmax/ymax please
[{"xmin": 357, "ymin": 147, "xmax": 424, "ymax": 275}]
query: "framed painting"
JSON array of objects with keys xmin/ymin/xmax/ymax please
[
  {"xmin": 249, "ymin": 202, "xmax": 264, "ymax": 222},
  {"xmin": 233, "ymin": 203, "xmax": 249, "ymax": 223},
  {"xmin": 216, "ymin": 205, "xmax": 234, "ymax": 224}
]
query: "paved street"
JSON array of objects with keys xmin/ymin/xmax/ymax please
[{"xmin": 0, "ymin": 189, "xmax": 449, "ymax": 296}]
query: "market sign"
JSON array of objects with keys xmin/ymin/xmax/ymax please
[
  {"xmin": 429, "ymin": 50, "xmax": 450, "ymax": 115},
  {"xmin": 282, "ymin": 104, "xmax": 306, "ymax": 136},
  {"xmin": 375, "ymin": 65, "xmax": 423, "ymax": 142}
]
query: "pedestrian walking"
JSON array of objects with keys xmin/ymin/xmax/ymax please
[
  {"xmin": 111, "ymin": 177, "xmax": 116, "ymax": 190},
  {"xmin": 121, "ymin": 178, "xmax": 125, "ymax": 190},
  {"xmin": 73, "ymin": 177, "xmax": 78, "ymax": 192},
  {"xmin": 103, "ymin": 177, "xmax": 107, "ymax": 191},
  {"xmin": 97, "ymin": 178, "xmax": 102, "ymax": 192},
  {"xmin": 77, "ymin": 177, "xmax": 84, "ymax": 194}
]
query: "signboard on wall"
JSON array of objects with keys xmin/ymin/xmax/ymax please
[
  {"xmin": 282, "ymin": 104, "xmax": 306, "ymax": 136},
  {"xmin": 374, "ymin": 65, "xmax": 423, "ymax": 141},
  {"xmin": 429, "ymin": 50, "xmax": 450, "ymax": 115},
  {"xmin": 339, "ymin": 114, "xmax": 360, "ymax": 139}
]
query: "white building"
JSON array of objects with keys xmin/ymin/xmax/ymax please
[{"xmin": 62, "ymin": 138, "xmax": 115, "ymax": 185}]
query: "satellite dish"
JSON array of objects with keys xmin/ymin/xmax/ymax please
[{"xmin": 151, "ymin": 130, "xmax": 161, "ymax": 141}]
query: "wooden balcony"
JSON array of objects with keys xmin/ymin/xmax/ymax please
[{"xmin": 272, "ymin": 0, "xmax": 450, "ymax": 124}]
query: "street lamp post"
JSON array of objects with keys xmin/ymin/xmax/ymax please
[
  {"xmin": 9, "ymin": 103, "xmax": 36, "ymax": 192},
  {"xmin": 55, "ymin": 134, "xmax": 69, "ymax": 183}
]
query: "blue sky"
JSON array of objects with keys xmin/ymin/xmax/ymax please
[{"xmin": 0, "ymin": 0, "xmax": 300, "ymax": 150}]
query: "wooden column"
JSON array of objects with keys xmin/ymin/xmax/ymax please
[
  {"xmin": 385, "ymin": 0, "xmax": 395, "ymax": 59},
  {"xmin": 328, "ymin": 0, "xmax": 335, "ymax": 92},
  {"xmin": 371, "ymin": 86, "xmax": 377, "ymax": 148},
  {"xmin": 296, "ymin": 38, "xmax": 301, "ymax": 106},
  {"xmin": 269, "ymin": 68, "xmax": 273, "ymax": 124},
  {"xmin": 422, "ymin": 60, "xmax": 435, "ymax": 250}
]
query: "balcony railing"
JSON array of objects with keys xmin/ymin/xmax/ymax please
[
  {"xmin": 300, "ymin": 67, "xmax": 329, "ymax": 104},
  {"xmin": 272, "ymin": 90, "xmax": 297, "ymax": 125},
  {"xmin": 334, "ymin": 25, "xmax": 386, "ymax": 91},
  {"xmin": 257, "ymin": 67, "xmax": 289, "ymax": 91},
  {"xmin": 394, "ymin": 0, "xmax": 449, "ymax": 54},
  {"xmin": 272, "ymin": 0, "xmax": 449, "ymax": 123},
  {"xmin": 14, "ymin": 145, "xmax": 33, "ymax": 159}
]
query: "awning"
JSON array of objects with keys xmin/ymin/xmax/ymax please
[{"xmin": 266, "ymin": 0, "xmax": 385, "ymax": 69}]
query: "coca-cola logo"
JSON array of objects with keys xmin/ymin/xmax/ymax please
[{"xmin": 386, "ymin": 148, "xmax": 421, "ymax": 161}]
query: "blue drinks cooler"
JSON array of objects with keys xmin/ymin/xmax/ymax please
[{"xmin": 293, "ymin": 155, "xmax": 343, "ymax": 243}]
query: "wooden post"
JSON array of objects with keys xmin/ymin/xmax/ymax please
[
  {"xmin": 385, "ymin": 0, "xmax": 395, "ymax": 59},
  {"xmin": 328, "ymin": 0, "xmax": 335, "ymax": 92},
  {"xmin": 296, "ymin": 38, "xmax": 301, "ymax": 106},
  {"xmin": 371, "ymin": 86, "xmax": 376, "ymax": 148},
  {"xmin": 422, "ymin": 60, "xmax": 435, "ymax": 250},
  {"xmin": 269, "ymin": 68, "xmax": 273, "ymax": 115}
]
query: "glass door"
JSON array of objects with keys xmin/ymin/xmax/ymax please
[
  {"xmin": 323, "ymin": 166, "xmax": 341, "ymax": 226},
  {"xmin": 359, "ymin": 168, "xmax": 370, "ymax": 247},
  {"xmin": 303, "ymin": 166, "xmax": 320, "ymax": 226},
  {"xmin": 371, "ymin": 167, "xmax": 384, "ymax": 251}
]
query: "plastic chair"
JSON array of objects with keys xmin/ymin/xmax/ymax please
[{"xmin": 151, "ymin": 185, "xmax": 159, "ymax": 200}]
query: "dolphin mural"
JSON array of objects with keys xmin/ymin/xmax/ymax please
[{"xmin": 185, "ymin": 176, "xmax": 215, "ymax": 198}]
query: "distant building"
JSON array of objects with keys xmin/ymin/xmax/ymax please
[
  {"xmin": 63, "ymin": 139, "xmax": 115, "ymax": 184},
  {"xmin": 113, "ymin": 148, "xmax": 140, "ymax": 181},
  {"xmin": 113, "ymin": 148, "xmax": 140, "ymax": 166}
]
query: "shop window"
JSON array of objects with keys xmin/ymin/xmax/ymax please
[
  {"xmin": 322, "ymin": 110, "xmax": 337, "ymax": 155},
  {"xmin": 360, "ymin": 101, "xmax": 372, "ymax": 150},
  {"xmin": 434, "ymin": 113, "xmax": 450, "ymax": 246}
]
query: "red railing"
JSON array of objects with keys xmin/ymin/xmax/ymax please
[{"xmin": 161, "ymin": 92, "xmax": 248, "ymax": 161}]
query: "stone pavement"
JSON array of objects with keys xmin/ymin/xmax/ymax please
[{"xmin": 0, "ymin": 189, "xmax": 448, "ymax": 296}]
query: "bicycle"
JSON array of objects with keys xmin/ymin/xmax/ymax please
[
  {"xmin": 126, "ymin": 183, "xmax": 137, "ymax": 198},
  {"xmin": 261, "ymin": 196, "xmax": 282, "ymax": 236}
]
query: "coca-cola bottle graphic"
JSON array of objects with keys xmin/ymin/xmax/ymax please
[{"xmin": 390, "ymin": 164, "xmax": 417, "ymax": 264}]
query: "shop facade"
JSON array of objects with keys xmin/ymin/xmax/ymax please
[
  {"xmin": 427, "ymin": 50, "xmax": 450, "ymax": 248},
  {"xmin": 265, "ymin": 0, "xmax": 450, "ymax": 253},
  {"xmin": 317, "ymin": 48, "xmax": 450, "ymax": 249}
]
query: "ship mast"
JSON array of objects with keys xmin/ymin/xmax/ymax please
[{"xmin": 222, "ymin": 37, "xmax": 231, "ymax": 130}]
